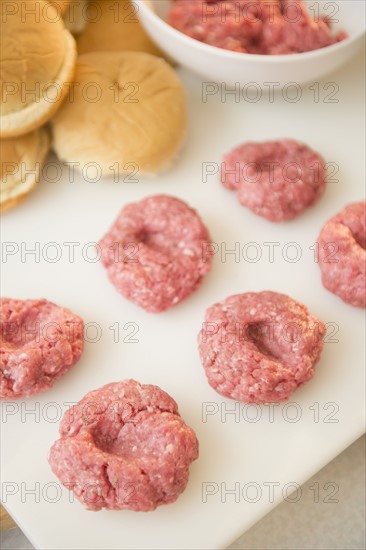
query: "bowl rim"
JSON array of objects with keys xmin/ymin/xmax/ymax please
[{"xmin": 135, "ymin": 0, "xmax": 366, "ymax": 63}]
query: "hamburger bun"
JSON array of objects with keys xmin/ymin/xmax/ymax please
[
  {"xmin": 0, "ymin": 0, "xmax": 77, "ymax": 138},
  {"xmin": 77, "ymin": 0, "xmax": 168, "ymax": 59},
  {"xmin": 1, "ymin": 126, "xmax": 51, "ymax": 212},
  {"xmin": 47, "ymin": 1, "xmax": 71, "ymax": 15},
  {"xmin": 51, "ymin": 51, "xmax": 187, "ymax": 176},
  {"xmin": 63, "ymin": 0, "xmax": 88, "ymax": 35}
]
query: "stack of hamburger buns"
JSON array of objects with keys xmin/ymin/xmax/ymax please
[{"xmin": 1, "ymin": 0, "xmax": 187, "ymax": 211}]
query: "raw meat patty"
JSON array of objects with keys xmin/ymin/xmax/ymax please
[
  {"xmin": 98, "ymin": 195, "xmax": 212, "ymax": 312},
  {"xmin": 168, "ymin": 0, "xmax": 347, "ymax": 54},
  {"xmin": 317, "ymin": 201, "xmax": 366, "ymax": 308},
  {"xmin": 48, "ymin": 379, "xmax": 199, "ymax": 511},
  {"xmin": 0, "ymin": 298, "xmax": 84, "ymax": 399},
  {"xmin": 198, "ymin": 291, "xmax": 325, "ymax": 403},
  {"xmin": 221, "ymin": 139, "xmax": 326, "ymax": 222}
]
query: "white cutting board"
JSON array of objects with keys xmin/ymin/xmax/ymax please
[{"xmin": 1, "ymin": 48, "xmax": 365, "ymax": 550}]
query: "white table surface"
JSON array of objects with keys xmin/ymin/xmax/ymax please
[
  {"xmin": 2, "ymin": 436, "xmax": 365, "ymax": 550},
  {"xmin": 1, "ymin": 43, "xmax": 365, "ymax": 550}
]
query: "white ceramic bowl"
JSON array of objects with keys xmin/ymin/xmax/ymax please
[{"xmin": 136, "ymin": 0, "xmax": 365, "ymax": 87}]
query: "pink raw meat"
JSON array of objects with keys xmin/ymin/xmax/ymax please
[
  {"xmin": 1, "ymin": 298, "xmax": 84, "ymax": 399},
  {"xmin": 198, "ymin": 291, "xmax": 325, "ymax": 403},
  {"xmin": 317, "ymin": 201, "xmax": 366, "ymax": 308},
  {"xmin": 168, "ymin": 0, "xmax": 347, "ymax": 54},
  {"xmin": 49, "ymin": 379, "xmax": 199, "ymax": 511},
  {"xmin": 98, "ymin": 195, "xmax": 212, "ymax": 312},
  {"xmin": 221, "ymin": 139, "xmax": 326, "ymax": 222}
]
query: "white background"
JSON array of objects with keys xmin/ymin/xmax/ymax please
[{"xmin": 1, "ymin": 48, "xmax": 365, "ymax": 550}]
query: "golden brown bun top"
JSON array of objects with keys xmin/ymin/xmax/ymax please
[
  {"xmin": 0, "ymin": 126, "xmax": 51, "ymax": 211},
  {"xmin": 0, "ymin": 0, "xmax": 67, "ymax": 115},
  {"xmin": 1, "ymin": 131, "xmax": 43, "ymax": 176},
  {"xmin": 77, "ymin": 0, "xmax": 167, "ymax": 57},
  {"xmin": 47, "ymin": 0, "xmax": 71, "ymax": 15},
  {"xmin": 52, "ymin": 51, "xmax": 186, "ymax": 174}
]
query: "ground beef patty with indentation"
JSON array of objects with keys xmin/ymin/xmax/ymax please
[
  {"xmin": 48, "ymin": 379, "xmax": 199, "ymax": 511},
  {"xmin": 0, "ymin": 298, "xmax": 84, "ymax": 399},
  {"xmin": 317, "ymin": 201, "xmax": 366, "ymax": 308},
  {"xmin": 221, "ymin": 139, "xmax": 326, "ymax": 222},
  {"xmin": 98, "ymin": 195, "xmax": 212, "ymax": 312},
  {"xmin": 198, "ymin": 291, "xmax": 325, "ymax": 403}
]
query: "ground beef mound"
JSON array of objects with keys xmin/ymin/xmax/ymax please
[
  {"xmin": 221, "ymin": 139, "xmax": 326, "ymax": 222},
  {"xmin": 198, "ymin": 291, "xmax": 326, "ymax": 403},
  {"xmin": 168, "ymin": 0, "xmax": 347, "ymax": 55},
  {"xmin": 49, "ymin": 379, "xmax": 199, "ymax": 511},
  {"xmin": 98, "ymin": 195, "xmax": 212, "ymax": 312},
  {"xmin": 0, "ymin": 298, "xmax": 84, "ymax": 399},
  {"xmin": 317, "ymin": 201, "xmax": 366, "ymax": 308}
]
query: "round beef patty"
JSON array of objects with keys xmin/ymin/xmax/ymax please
[
  {"xmin": 317, "ymin": 201, "xmax": 366, "ymax": 308},
  {"xmin": 0, "ymin": 298, "xmax": 84, "ymax": 399},
  {"xmin": 198, "ymin": 291, "xmax": 325, "ymax": 403},
  {"xmin": 48, "ymin": 379, "xmax": 199, "ymax": 511},
  {"xmin": 221, "ymin": 139, "xmax": 327, "ymax": 222},
  {"xmin": 98, "ymin": 195, "xmax": 212, "ymax": 312}
]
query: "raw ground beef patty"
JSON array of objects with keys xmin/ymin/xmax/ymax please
[
  {"xmin": 0, "ymin": 298, "xmax": 84, "ymax": 399},
  {"xmin": 168, "ymin": 0, "xmax": 347, "ymax": 54},
  {"xmin": 198, "ymin": 291, "xmax": 325, "ymax": 403},
  {"xmin": 48, "ymin": 379, "xmax": 199, "ymax": 511},
  {"xmin": 98, "ymin": 195, "xmax": 212, "ymax": 312},
  {"xmin": 317, "ymin": 201, "xmax": 366, "ymax": 308},
  {"xmin": 221, "ymin": 139, "xmax": 327, "ymax": 222}
]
